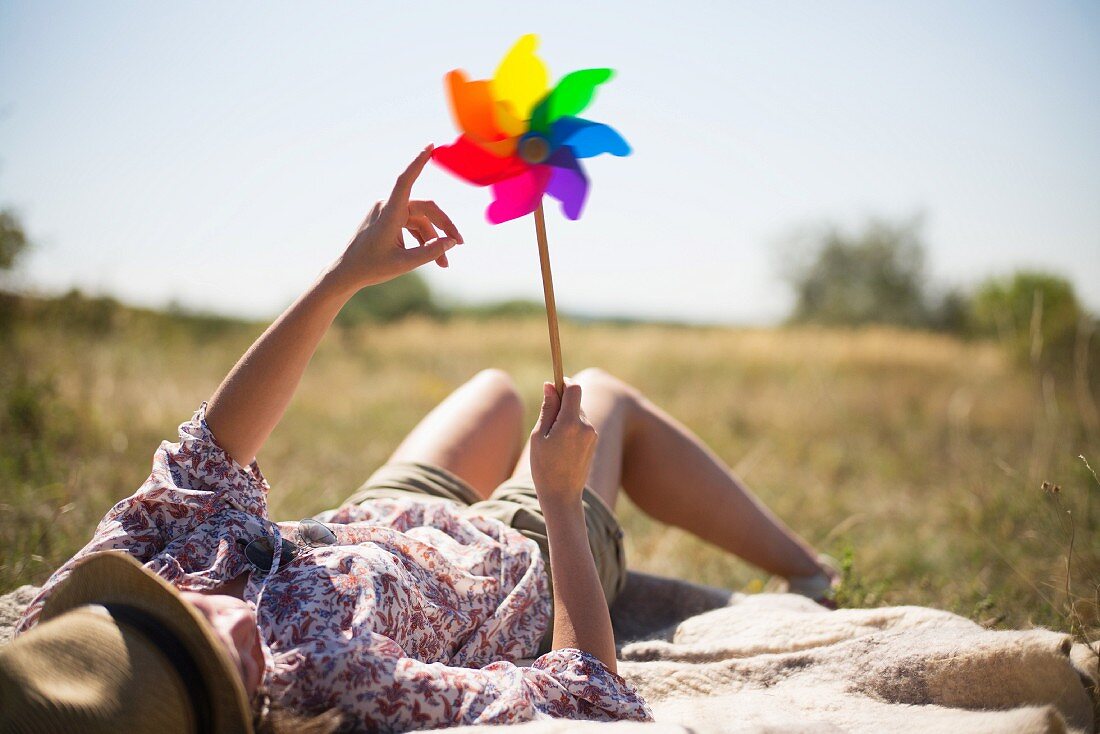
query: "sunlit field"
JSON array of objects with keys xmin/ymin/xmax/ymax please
[{"xmin": 2, "ymin": 299, "xmax": 1097, "ymax": 640}]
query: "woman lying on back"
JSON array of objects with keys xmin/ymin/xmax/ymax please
[{"xmin": 3, "ymin": 146, "xmax": 835, "ymax": 733}]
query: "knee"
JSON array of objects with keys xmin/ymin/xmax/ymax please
[
  {"xmin": 572, "ymin": 367, "xmax": 639, "ymax": 402},
  {"xmin": 471, "ymin": 368, "xmax": 523, "ymax": 417}
]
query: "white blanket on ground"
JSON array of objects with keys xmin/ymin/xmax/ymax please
[{"xmin": 2, "ymin": 574, "xmax": 1096, "ymax": 734}]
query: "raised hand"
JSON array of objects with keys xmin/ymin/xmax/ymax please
[{"xmin": 331, "ymin": 145, "xmax": 464, "ymax": 292}]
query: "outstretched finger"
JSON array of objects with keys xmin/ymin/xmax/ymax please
[
  {"xmin": 410, "ymin": 200, "xmax": 463, "ymax": 244},
  {"xmin": 385, "ymin": 145, "xmax": 434, "ymax": 215}
]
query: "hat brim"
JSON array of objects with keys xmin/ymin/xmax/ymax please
[{"xmin": 41, "ymin": 551, "xmax": 254, "ymax": 733}]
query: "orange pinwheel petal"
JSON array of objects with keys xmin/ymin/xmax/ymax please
[
  {"xmin": 446, "ymin": 70, "xmax": 507, "ymax": 144},
  {"xmin": 476, "ymin": 137, "xmax": 518, "ymax": 158},
  {"xmin": 432, "ymin": 135, "xmax": 528, "ymax": 186}
]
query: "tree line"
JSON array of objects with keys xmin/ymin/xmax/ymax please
[
  {"xmin": 1, "ymin": 209, "xmax": 1093, "ymax": 368},
  {"xmin": 781, "ymin": 216, "xmax": 1093, "ymax": 366}
]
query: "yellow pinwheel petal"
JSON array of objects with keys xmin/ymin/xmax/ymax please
[
  {"xmin": 493, "ymin": 99, "xmax": 528, "ymax": 138},
  {"xmin": 491, "ymin": 34, "xmax": 549, "ymax": 123}
]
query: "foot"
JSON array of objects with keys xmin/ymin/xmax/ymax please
[{"xmin": 771, "ymin": 555, "xmax": 840, "ymax": 609}]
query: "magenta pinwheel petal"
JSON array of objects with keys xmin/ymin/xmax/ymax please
[
  {"xmin": 545, "ymin": 148, "xmax": 588, "ymax": 220},
  {"xmin": 551, "ymin": 117, "xmax": 631, "ymax": 158},
  {"xmin": 433, "ymin": 135, "xmax": 527, "ymax": 186},
  {"xmin": 486, "ymin": 166, "xmax": 552, "ymax": 224}
]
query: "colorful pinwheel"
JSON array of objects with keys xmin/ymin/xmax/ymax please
[
  {"xmin": 433, "ymin": 34, "xmax": 630, "ymax": 224},
  {"xmin": 432, "ymin": 35, "xmax": 630, "ymax": 392}
]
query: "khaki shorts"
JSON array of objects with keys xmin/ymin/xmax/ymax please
[{"xmin": 341, "ymin": 461, "xmax": 627, "ymax": 655}]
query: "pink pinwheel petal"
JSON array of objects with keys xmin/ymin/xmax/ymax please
[
  {"xmin": 486, "ymin": 166, "xmax": 552, "ymax": 224},
  {"xmin": 545, "ymin": 148, "xmax": 589, "ymax": 220},
  {"xmin": 433, "ymin": 136, "xmax": 527, "ymax": 186}
]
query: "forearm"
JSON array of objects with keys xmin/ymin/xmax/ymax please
[
  {"xmin": 205, "ymin": 266, "xmax": 355, "ymax": 466},
  {"xmin": 541, "ymin": 496, "xmax": 617, "ymax": 673}
]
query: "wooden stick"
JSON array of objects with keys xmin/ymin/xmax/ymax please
[{"xmin": 533, "ymin": 200, "xmax": 565, "ymax": 394}]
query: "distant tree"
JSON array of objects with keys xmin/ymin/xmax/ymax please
[
  {"xmin": 928, "ymin": 287, "xmax": 972, "ymax": 334},
  {"xmin": 970, "ymin": 271, "xmax": 1085, "ymax": 363},
  {"xmin": 336, "ymin": 272, "xmax": 439, "ymax": 325},
  {"xmin": 0, "ymin": 209, "xmax": 29, "ymax": 272},
  {"xmin": 456, "ymin": 298, "xmax": 546, "ymax": 320},
  {"xmin": 783, "ymin": 217, "xmax": 929, "ymax": 328},
  {"xmin": 0, "ymin": 209, "xmax": 30, "ymax": 335}
]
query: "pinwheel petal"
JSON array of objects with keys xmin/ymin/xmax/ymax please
[
  {"xmin": 545, "ymin": 148, "xmax": 589, "ymax": 220},
  {"xmin": 492, "ymin": 34, "xmax": 550, "ymax": 123},
  {"xmin": 487, "ymin": 166, "xmax": 552, "ymax": 224},
  {"xmin": 446, "ymin": 70, "xmax": 507, "ymax": 143},
  {"xmin": 493, "ymin": 99, "xmax": 528, "ymax": 139},
  {"xmin": 531, "ymin": 69, "xmax": 613, "ymax": 131},
  {"xmin": 433, "ymin": 136, "xmax": 527, "ymax": 186},
  {"xmin": 551, "ymin": 117, "xmax": 632, "ymax": 158}
]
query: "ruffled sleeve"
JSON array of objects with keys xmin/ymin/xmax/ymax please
[
  {"xmin": 16, "ymin": 402, "xmax": 270, "ymax": 633},
  {"xmin": 271, "ymin": 635, "xmax": 652, "ymax": 728},
  {"xmin": 527, "ymin": 649, "xmax": 653, "ymax": 721}
]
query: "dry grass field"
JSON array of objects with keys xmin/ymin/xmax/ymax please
[{"xmin": 2, "ymin": 301, "xmax": 1097, "ymax": 643}]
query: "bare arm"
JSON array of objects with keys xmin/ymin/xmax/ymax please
[
  {"xmin": 529, "ymin": 382, "xmax": 618, "ymax": 672},
  {"xmin": 205, "ymin": 146, "xmax": 462, "ymax": 466}
]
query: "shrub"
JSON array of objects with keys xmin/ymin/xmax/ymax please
[
  {"xmin": 783, "ymin": 218, "xmax": 931, "ymax": 328},
  {"xmin": 336, "ymin": 272, "xmax": 439, "ymax": 325},
  {"xmin": 0, "ymin": 210, "xmax": 28, "ymax": 271},
  {"xmin": 970, "ymin": 271, "xmax": 1086, "ymax": 364},
  {"xmin": 0, "ymin": 210, "xmax": 30, "ymax": 336}
]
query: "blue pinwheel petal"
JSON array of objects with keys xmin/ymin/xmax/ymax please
[
  {"xmin": 545, "ymin": 147, "xmax": 589, "ymax": 220},
  {"xmin": 550, "ymin": 117, "xmax": 631, "ymax": 158}
]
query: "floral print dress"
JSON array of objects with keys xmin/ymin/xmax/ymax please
[{"xmin": 16, "ymin": 404, "xmax": 653, "ymax": 731}]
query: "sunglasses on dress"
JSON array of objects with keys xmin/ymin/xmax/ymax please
[{"xmin": 235, "ymin": 518, "xmax": 337, "ymax": 574}]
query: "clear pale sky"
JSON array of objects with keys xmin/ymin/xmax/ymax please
[{"xmin": 1, "ymin": 1, "xmax": 1097, "ymax": 324}]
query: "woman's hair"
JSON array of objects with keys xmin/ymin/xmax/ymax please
[{"xmin": 254, "ymin": 699, "xmax": 345, "ymax": 734}]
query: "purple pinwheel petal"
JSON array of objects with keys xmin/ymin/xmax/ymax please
[
  {"xmin": 545, "ymin": 147, "xmax": 589, "ymax": 220},
  {"xmin": 550, "ymin": 116, "xmax": 631, "ymax": 158}
]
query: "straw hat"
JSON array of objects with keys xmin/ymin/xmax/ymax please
[{"xmin": 0, "ymin": 551, "xmax": 254, "ymax": 733}]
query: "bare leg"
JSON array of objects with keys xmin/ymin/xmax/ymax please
[
  {"xmin": 386, "ymin": 368, "xmax": 525, "ymax": 500},
  {"xmin": 512, "ymin": 368, "xmax": 822, "ymax": 579}
]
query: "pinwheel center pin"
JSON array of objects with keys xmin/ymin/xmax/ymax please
[
  {"xmin": 518, "ymin": 134, "xmax": 550, "ymax": 165},
  {"xmin": 432, "ymin": 34, "xmax": 631, "ymax": 393}
]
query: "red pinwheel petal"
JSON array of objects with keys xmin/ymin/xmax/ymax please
[
  {"xmin": 545, "ymin": 147, "xmax": 589, "ymax": 220},
  {"xmin": 432, "ymin": 136, "xmax": 528, "ymax": 186},
  {"xmin": 487, "ymin": 166, "xmax": 552, "ymax": 224}
]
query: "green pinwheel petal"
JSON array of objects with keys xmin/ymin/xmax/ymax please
[{"xmin": 530, "ymin": 68, "xmax": 614, "ymax": 132}]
